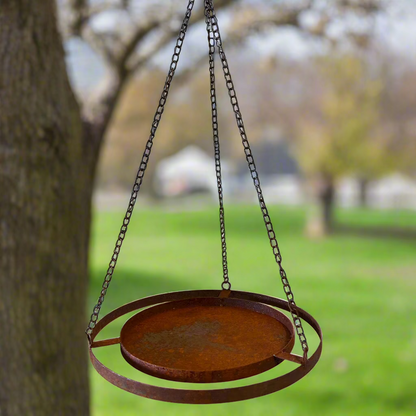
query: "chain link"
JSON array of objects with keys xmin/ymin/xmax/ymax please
[
  {"xmin": 204, "ymin": 1, "xmax": 230, "ymax": 291},
  {"xmin": 86, "ymin": 0, "xmax": 195, "ymax": 337},
  {"xmin": 205, "ymin": 0, "xmax": 309, "ymax": 356}
]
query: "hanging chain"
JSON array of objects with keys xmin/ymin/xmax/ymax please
[
  {"xmin": 204, "ymin": 1, "xmax": 230, "ymax": 291},
  {"xmin": 205, "ymin": 0, "xmax": 309, "ymax": 357},
  {"xmin": 86, "ymin": 0, "xmax": 195, "ymax": 337},
  {"xmin": 86, "ymin": 0, "xmax": 309, "ymax": 358}
]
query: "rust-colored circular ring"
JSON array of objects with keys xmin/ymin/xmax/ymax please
[{"xmin": 89, "ymin": 290, "xmax": 322, "ymax": 404}]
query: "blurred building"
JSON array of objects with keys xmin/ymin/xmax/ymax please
[
  {"xmin": 154, "ymin": 146, "xmax": 231, "ymax": 198},
  {"xmin": 152, "ymin": 144, "xmax": 416, "ymax": 210},
  {"xmin": 234, "ymin": 141, "xmax": 304, "ymax": 205},
  {"xmin": 338, "ymin": 175, "xmax": 416, "ymax": 210}
]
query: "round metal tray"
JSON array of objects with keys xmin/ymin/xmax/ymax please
[
  {"xmin": 88, "ymin": 290, "xmax": 322, "ymax": 404},
  {"xmin": 120, "ymin": 297, "xmax": 295, "ymax": 383}
]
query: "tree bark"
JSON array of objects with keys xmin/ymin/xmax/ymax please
[
  {"xmin": 320, "ymin": 177, "xmax": 335, "ymax": 232},
  {"xmin": 0, "ymin": 1, "xmax": 93, "ymax": 415},
  {"xmin": 358, "ymin": 177, "xmax": 369, "ymax": 207},
  {"xmin": 306, "ymin": 174, "xmax": 335, "ymax": 238}
]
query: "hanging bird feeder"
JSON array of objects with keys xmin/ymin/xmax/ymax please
[{"xmin": 86, "ymin": 0, "xmax": 322, "ymax": 404}]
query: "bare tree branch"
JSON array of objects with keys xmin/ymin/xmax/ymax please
[
  {"xmin": 115, "ymin": 19, "xmax": 162, "ymax": 73},
  {"xmin": 338, "ymin": 0, "xmax": 383, "ymax": 13},
  {"xmin": 65, "ymin": 0, "xmax": 127, "ymax": 37},
  {"xmin": 111, "ymin": 0, "xmax": 235, "ymax": 74},
  {"xmin": 80, "ymin": 0, "xmax": 235, "ymax": 149},
  {"xmin": 81, "ymin": 27, "xmax": 119, "ymax": 65},
  {"xmin": 228, "ymin": 3, "xmax": 310, "ymax": 34},
  {"xmin": 63, "ymin": 0, "xmax": 380, "ymax": 152}
]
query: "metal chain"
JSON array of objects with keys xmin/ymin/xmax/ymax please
[
  {"xmin": 86, "ymin": 0, "xmax": 195, "ymax": 337},
  {"xmin": 205, "ymin": 0, "xmax": 309, "ymax": 357},
  {"xmin": 204, "ymin": 1, "xmax": 230, "ymax": 291}
]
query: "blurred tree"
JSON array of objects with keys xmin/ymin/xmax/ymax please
[
  {"xmin": 258, "ymin": 51, "xmax": 416, "ymax": 236},
  {"xmin": 97, "ymin": 67, "xmax": 229, "ymax": 191},
  {"xmin": 97, "ymin": 0, "xmax": 384, "ymax": 191},
  {"xmin": 297, "ymin": 54, "xmax": 384, "ymax": 235},
  {"xmin": 378, "ymin": 62, "xmax": 416, "ymax": 176},
  {"xmin": 96, "ymin": 70, "xmax": 167, "ymax": 190},
  {"xmin": 0, "ymin": 0, "xmax": 383, "ymax": 414},
  {"xmin": 298, "ymin": 53, "xmax": 416, "ymax": 235}
]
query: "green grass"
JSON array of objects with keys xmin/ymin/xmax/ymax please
[{"xmin": 89, "ymin": 205, "xmax": 416, "ymax": 416}]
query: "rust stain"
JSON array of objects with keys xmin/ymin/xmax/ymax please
[{"xmin": 120, "ymin": 298, "xmax": 294, "ymax": 382}]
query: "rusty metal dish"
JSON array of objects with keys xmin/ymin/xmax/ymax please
[
  {"xmin": 89, "ymin": 290, "xmax": 322, "ymax": 404},
  {"xmin": 120, "ymin": 297, "xmax": 295, "ymax": 383}
]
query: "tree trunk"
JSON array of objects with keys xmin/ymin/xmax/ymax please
[
  {"xmin": 0, "ymin": 1, "xmax": 94, "ymax": 415},
  {"xmin": 306, "ymin": 174, "xmax": 335, "ymax": 238},
  {"xmin": 358, "ymin": 177, "xmax": 369, "ymax": 207}
]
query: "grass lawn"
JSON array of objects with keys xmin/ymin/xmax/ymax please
[{"xmin": 89, "ymin": 205, "xmax": 416, "ymax": 416}]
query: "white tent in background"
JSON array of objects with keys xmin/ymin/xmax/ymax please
[{"xmin": 154, "ymin": 146, "xmax": 230, "ymax": 198}]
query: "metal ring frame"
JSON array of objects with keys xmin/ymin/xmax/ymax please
[{"xmin": 89, "ymin": 290, "xmax": 322, "ymax": 404}]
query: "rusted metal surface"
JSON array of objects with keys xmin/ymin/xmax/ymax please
[
  {"xmin": 274, "ymin": 351, "xmax": 304, "ymax": 365},
  {"xmin": 89, "ymin": 290, "xmax": 322, "ymax": 404},
  {"xmin": 91, "ymin": 337, "xmax": 120, "ymax": 348},
  {"xmin": 119, "ymin": 297, "xmax": 294, "ymax": 383},
  {"xmin": 218, "ymin": 289, "xmax": 231, "ymax": 298}
]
